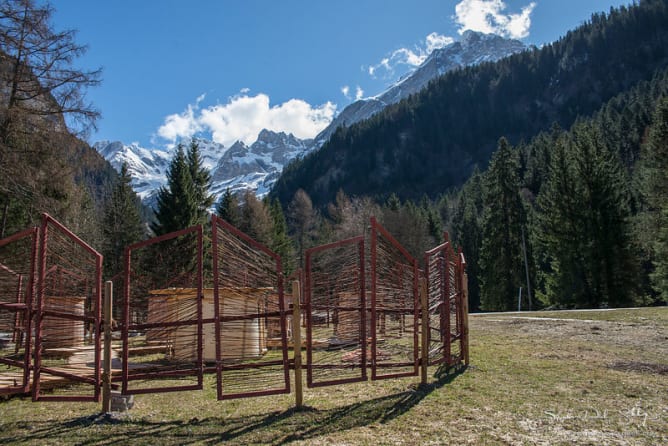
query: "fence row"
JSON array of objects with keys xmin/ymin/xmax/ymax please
[{"xmin": 0, "ymin": 213, "xmax": 468, "ymax": 406}]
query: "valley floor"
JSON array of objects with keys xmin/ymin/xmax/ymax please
[{"xmin": 0, "ymin": 307, "xmax": 666, "ymax": 445}]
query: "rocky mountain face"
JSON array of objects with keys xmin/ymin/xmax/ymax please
[
  {"xmin": 95, "ymin": 31, "xmax": 526, "ymax": 205},
  {"xmin": 314, "ymin": 30, "xmax": 527, "ymax": 143},
  {"xmin": 209, "ymin": 129, "xmax": 313, "ymax": 197}
]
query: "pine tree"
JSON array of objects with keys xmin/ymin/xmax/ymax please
[
  {"xmin": 187, "ymin": 138, "xmax": 214, "ymax": 224},
  {"xmin": 534, "ymin": 132, "xmax": 584, "ymax": 307},
  {"xmin": 640, "ymin": 97, "xmax": 668, "ymax": 300},
  {"xmin": 453, "ymin": 167, "xmax": 484, "ymax": 311},
  {"xmin": 102, "ymin": 163, "xmax": 144, "ymax": 279},
  {"xmin": 536, "ymin": 123, "xmax": 636, "ymax": 307},
  {"xmin": 479, "ymin": 138, "xmax": 528, "ymax": 311},
  {"xmin": 151, "ymin": 144, "xmax": 197, "ymax": 235}
]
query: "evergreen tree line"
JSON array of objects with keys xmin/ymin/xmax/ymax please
[
  {"xmin": 449, "ymin": 70, "xmax": 668, "ymax": 311},
  {"xmin": 125, "ymin": 72, "xmax": 668, "ymax": 311},
  {"xmin": 272, "ymin": 0, "xmax": 668, "ymax": 210}
]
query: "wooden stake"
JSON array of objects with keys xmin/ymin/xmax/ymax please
[
  {"xmin": 292, "ymin": 280, "xmax": 303, "ymax": 409},
  {"xmin": 102, "ymin": 280, "xmax": 112, "ymax": 413},
  {"xmin": 420, "ymin": 277, "xmax": 428, "ymax": 386}
]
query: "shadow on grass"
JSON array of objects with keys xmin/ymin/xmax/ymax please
[{"xmin": 2, "ymin": 365, "xmax": 466, "ymax": 445}]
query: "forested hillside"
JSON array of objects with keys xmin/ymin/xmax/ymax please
[
  {"xmin": 266, "ymin": 0, "xmax": 668, "ymax": 311},
  {"xmin": 272, "ymin": 0, "xmax": 668, "ymax": 208}
]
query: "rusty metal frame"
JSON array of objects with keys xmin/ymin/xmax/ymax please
[
  {"xmin": 370, "ymin": 217, "xmax": 419, "ymax": 380},
  {"xmin": 211, "ymin": 215, "xmax": 290, "ymax": 400},
  {"xmin": 304, "ymin": 235, "xmax": 366, "ymax": 388},
  {"xmin": 424, "ymin": 238, "xmax": 452, "ymax": 367},
  {"xmin": 121, "ymin": 225, "xmax": 204, "ymax": 395},
  {"xmin": 33, "ymin": 214, "xmax": 103, "ymax": 402},
  {"xmin": 0, "ymin": 227, "xmax": 39, "ymax": 395},
  {"xmin": 423, "ymin": 233, "xmax": 468, "ymax": 368}
]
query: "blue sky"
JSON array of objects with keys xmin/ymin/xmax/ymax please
[{"xmin": 51, "ymin": 0, "xmax": 632, "ymax": 149}]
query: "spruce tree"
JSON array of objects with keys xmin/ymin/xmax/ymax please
[
  {"xmin": 151, "ymin": 144, "xmax": 197, "ymax": 235},
  {"xmin": 479, "ymin": 138, "xmax": 528, "ymax": 311},
  {"xmin": 536, "ymin": 123, "xmax": 636, "ymax": 307},
  {"xmin": 641, "ymin": 98, "xmax": 668, "ymax": 300},
  {"xmin": 453, "ymin": 167, "xmax": 484, "ymax": 311},
  {"xmin": 187, "ymin": 138, "xmax": 214, "ymax": 224},
  {"xmin": 102, "ymin": 163, "xmax": 144, "ymax": 278},
  {"xmin": 534, "ymin": 133, "xmax": 584, "ymax": 307}
]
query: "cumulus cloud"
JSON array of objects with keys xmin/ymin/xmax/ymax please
[
  {"xmin": 367, "ymin": 32, "xmax": 454, "ymax": 79},
  {"xmin": 156, "ymin": 102, "xmax": 202, "ymax": 142},
  {"xmin": 156, "ymin": 91, "xmax": 336, "ymax": 148},
  {"xmin": 341, "ymin": 85, "xmax": 350, "ymax": 99},
  {"xmin": 454, "ymin": 0, "xmax": 536, "ymax": 39}
]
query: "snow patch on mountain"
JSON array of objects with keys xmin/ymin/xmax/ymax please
[{"xmin": 95, "ymin": 31, "xmax": 526, "ymax": 206}]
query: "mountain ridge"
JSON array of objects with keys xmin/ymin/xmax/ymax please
[
  {"xmin": 270, "ymin": 0, "xmax": 668, "ymax": 208},
  {"xmin": 95, "ymin": 31, "xmax": 528, "ymax": 205}
]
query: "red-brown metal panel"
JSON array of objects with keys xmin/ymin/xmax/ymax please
[
  {"xmin": 370, "ymin": 217, "xmax": 419, "ymax": 381},
  {"xmin": 305, "ymin": 235, "xmax": 366, "ymax": 388},
  {"xmin": 121, "ymin": 225, "xmax": 204, "ymax": 395},
  {"xmin": 33, "ymin": 214, "xmax": 102, "ymax": 402},
  {"xmin": 423, "ymin": 232, "xmax": 466, "ymax": 369},
  {"xmin": 0, "ymin": 227, "xmax": 38, "ymax": 396},
  {"xmin": 212, "ymin": 215, "xmax": 290, "ymax": 400}
]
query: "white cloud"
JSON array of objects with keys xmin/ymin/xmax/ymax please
[
  {"xmin": 157, "ymin": 102, "xmax": 202, "ymax": 141},
  {"xmin": 156, "ymin": 91, "xmax": 336, "ymax": 148},
  {"xmin": 454, "ymin": 0, "xmax": 536, "ymax": 39},
  {"xmin": 426, "ymin": 32, "xmax": 454, "ymax": 53},
  {"xmin": 341, "ymin": 85, "xmax": 350, "ymax": 99},
  {"xmin": 367, "ymin": 32, "xmax": 454, "ymax": 79},
  {"xmin": 355, "ymin": 86, "xmax": 364, "ymax": 101}
]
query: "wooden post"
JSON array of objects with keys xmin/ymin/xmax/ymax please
[
  {"xmin": 462, "ymin": 273, "xmax": 470, "ymax": 366},
  {"xmin": 420, "ymin": 277, "xmax": 428, "ymax": 386},
  {"xmin": 292, "ymin": 280, "xmax": 303, "ymax": 409},
  {"xmin": 102, "ymin": 280, "xmax": 112, "ymax": 413}
]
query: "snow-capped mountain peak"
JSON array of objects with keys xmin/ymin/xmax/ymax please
[{"xmin": 96, "ymin": 31, "xmax": 526, "ymax": 205}]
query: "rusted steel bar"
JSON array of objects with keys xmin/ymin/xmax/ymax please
[
  {"xmin": 292, "ymin": 280, "xmax": 303, "ymax": 408},
  {"xmin": 32, "ymin": 214, "xmax": 50, "ymax": 401},
  {"xmin": 102, "ymin": 281, "xmax": 112, "ymax": 413},
  {"xmin": 420, "ymin": 277, "xmax": 428, "ymax": 385}
]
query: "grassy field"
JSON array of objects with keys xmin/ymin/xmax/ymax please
[{"xmin": 0, "ymin": 307, "xmax": 666, "ymax": 445}]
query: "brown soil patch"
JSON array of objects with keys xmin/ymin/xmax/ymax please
[{"xmin": 608, "ymin": 360, "xmax": 668, "ymax": 375}]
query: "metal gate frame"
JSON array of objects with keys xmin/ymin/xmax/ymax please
[
  {"xmin": 370, "ymin": 217, "xmax": 420, "ymax": 381},
  {"xmin": 304, "ymin": 235, "xmax": 367, "ymax": 388},
  {"xmin": 424, "ymin": 236, "xmax": 452, "ymax": 367},
  {"xmin": 121, "ymin": 225, "xmax": 204, "ymax": 395},
  {"xmin": 33, "ymin": 214, "xmax": 103, "ymax": 402},
  {"xmin": 211, "ymin": 215, "xmax": 291, "ymax": 400},
  {"xmin": 0, "ymin": 227, "xmax": 39, "ymax": 396}
]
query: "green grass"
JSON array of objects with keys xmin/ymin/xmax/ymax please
[{"xmin": 1, "ymin": 307, "xmax": 666, "ymax": 445}]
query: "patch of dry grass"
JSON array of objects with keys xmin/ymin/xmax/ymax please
[{"xmin": 0, "ymin": 307, "xmax": 666, "ymax": 445}]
